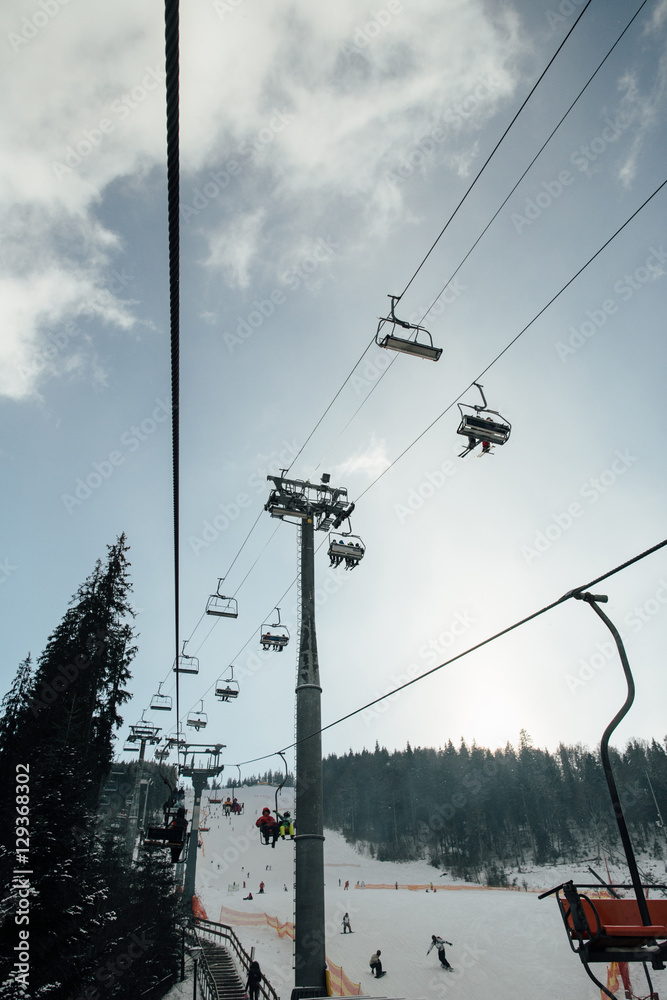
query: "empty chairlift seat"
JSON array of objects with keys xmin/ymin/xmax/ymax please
[
  {"xmin": 205, "ymin": 582, "xmax": 239, "ymax": 618},
  {"xmin": 375, "ymin": 294, "xmax": 442, "ymax": 362}
]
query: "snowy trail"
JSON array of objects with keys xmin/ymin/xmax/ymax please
[{"xmin": 190, "ymin": 785, "xmax": 663, "ymax": 999}]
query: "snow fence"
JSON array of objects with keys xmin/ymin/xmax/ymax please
[{"xmin": 218, "ymin": 905, "xmax": 362, "ymax": 995}]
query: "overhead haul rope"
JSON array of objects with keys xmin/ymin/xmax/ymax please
[
  {"xmin": 395, "ymin": 0, "xmax": 594, "ymax": 303},
  {"xmin": 287, "ymin": 0, "xmax": 600, "ymax": 482},
  {"xmin": 159, "ymin": 174, "xmax": 667, "ymax": 723},
  {"xmin": 308, "ymin": 0, "xmax": 648, "ymax": 477},
  {"xmin": 164, "ymin": 0, "xmax": 181, "ymax": 742},
  {"xmin": 353, "ymin": 175, "xmax": 667, "ymax": 503},
  {"xmin": 419, "ymin": 0, "xmax": 650, "ymax": 324},
  {"xmin": 229, "ymin": 537, "xmax": 667, "ymax": 768}
]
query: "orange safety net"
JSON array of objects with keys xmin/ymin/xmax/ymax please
[
  {"xmin": 218, "ymin": 906, "xmax": 360, "ymax": 993},
  {"xmin": 354, "ymin": 882, "xmax": 537, "ymax": 892},
  {"xmin": 219, "ymin": 904, "xmax": 295, "ymax": 939},
  {"xmin": 193, "ymin": 895, "xmax": 209, "ymax": 920},
  {"xmin": 326, "ymin": 960, "xmax": 362, "ymax": 996}
]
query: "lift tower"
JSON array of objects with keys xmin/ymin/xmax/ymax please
[
  {"xmin": 265, "ymin": 473, "xmax": 356, "ymax": 991},
  {"xmin": 179, "ymin": 743, "xmax": 225, "ymax": 909}
]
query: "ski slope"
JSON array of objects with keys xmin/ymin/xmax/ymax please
[{"xmin": 186, "ymin": 783, "xmax": 666, "ymax": 1000}]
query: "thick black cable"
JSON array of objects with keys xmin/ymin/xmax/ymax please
[
  {"xmin": 397, "ymin": 0, "xmax": 594, "ymax": 302},
  {"xmin": 354, "ymin": 175, "xmax": 667, "ymax": 503},
  {"xmin": 165, "ymin": 0, "xmax": 181, "ymax": 742},
  {"xmin": 227, "ymin": 538, "xmax": 667, "ymax": 768},
  {"xmin": 420, "ymin": 0, "xmax": 650, "ymax": 324}
]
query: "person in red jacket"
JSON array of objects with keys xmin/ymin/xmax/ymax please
[{"xmin": 256, "ymin": 807, "xmax": 279, "ymax": 847}]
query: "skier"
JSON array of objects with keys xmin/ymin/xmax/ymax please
[
  {"xmin": 427, "ymin": 934, "xmax": 453, "ymax": 970},
  {"xmin": 256, "ymin": 807, "xmax": 279, "ymax": 847},
  {"xmin": 369, "ymin": 950, "xmax": 384, "ymax": 977},
  {"xmin": 278, "ymin": 810, "xmax": 295, "ymax": 839},
  {"xmin": 342, "ymin": 913, "xmax": 352, "ymax": 934},
  {"xmin": 168, "ymin": 807, "xmax": 188, "ymax": 863}
]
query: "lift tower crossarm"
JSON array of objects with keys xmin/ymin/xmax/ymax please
[{"xmin": 265, "ymin": 474, "xmax": 353, "ymax": 531}]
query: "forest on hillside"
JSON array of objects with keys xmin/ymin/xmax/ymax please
[
  {"xmin": 0, "ymin": 537, "xmax": 180, "ymax": 1000},
  {"xmin": 322, "ymin": 733, "xmax": 667, "ymax": 884}
]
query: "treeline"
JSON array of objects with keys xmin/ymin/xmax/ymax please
[
  {"xmin": 0, "ymin": 537, "xmax": 180, "ymax": 1000},
  {"xmin": 322, "ymin": 732, "xmax": 667, "ymax": 884},
  {"xmin": 220, "ymin": 770, "xmax": 295, "ymax": 788}
]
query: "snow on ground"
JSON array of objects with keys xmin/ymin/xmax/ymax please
[{"xmin": 187, "ymin": 784, "xmax": 667, "ymax": 1000}]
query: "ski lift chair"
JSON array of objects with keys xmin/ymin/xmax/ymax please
[
  {"xmin": 206, "ymin": 580, "xmax": 239, "ymax": 618},
  {"xmin": 547, "ymin": 881, "xmax": 667, "ymax": 964},
  {"xmin": 328, "ymin": 532, "xmax": 365, "ymax": 570},
  {"xmin": 186, "ymin": 701, "xmax": 208, "ymax": 731},
  {"xmin": 540, "ymin": 590, "xmax": 667, "ymax": 999},
  {"xmin": 456, "ymin": 383, "xmax": 511, "ymax": 457},
  {"xmin": 173, "ymin": 642, "xmax": 199, "ymax": 674},
  {"xmin": 261, "ymin": 608, "xmax": 290, "ymax": 652},
  {"xmin": 215, "ymin": 667, "xmax": 240, "ymax": 701},
  {"xmin": 150, "ymin": 683, "xmax": 172, "ymax": 711},
  {"xmin": 375, "ymin": 295, "xmax": 442, "ymax": 362}
]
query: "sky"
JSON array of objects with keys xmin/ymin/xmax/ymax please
[
  {"xmin": 2, "ymin": 0, "xmax": 667, "ymax": 778},
  {"xmin": 170, "ymin": 782, "xmax": 667, "ymax": 1000}
]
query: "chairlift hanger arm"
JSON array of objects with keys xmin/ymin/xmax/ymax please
[{"xmin": 575, "ymin": 591, "xmax": 652, "ymax": 928}]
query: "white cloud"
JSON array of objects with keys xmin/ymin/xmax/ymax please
[{"xmin": 0, "ymin": 0, "xmax": 524, "ymax": 398}]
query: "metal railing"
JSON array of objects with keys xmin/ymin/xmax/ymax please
[{"xmin": 194, "ymin": 917, "xmax": 281, "ymax": 1000}]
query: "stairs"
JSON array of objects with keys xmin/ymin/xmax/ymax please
[{"xmin": 200, "ymin": 940, "xmax": 247, "ymax": 1000}]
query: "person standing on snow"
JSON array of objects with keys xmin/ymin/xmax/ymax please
[
  {"xmin": 245, "ymin": 960, "xmax": 262, "ymax": 1000},
  {"xmin": 427, "ymin": 934, "xmax": 453, "ymax": 969},
  {"xmin": 342, "ymin": 913, "xmax": 352, "ymax": 933}
]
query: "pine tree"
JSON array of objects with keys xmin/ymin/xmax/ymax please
[{"xmin": 0, "ymin": 535, "xmax": 137, "ymax": 998}]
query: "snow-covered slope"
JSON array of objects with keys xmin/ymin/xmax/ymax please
[{"xmin": 187, "ymin": 784, "xmax": 665, "ymax": 1000}]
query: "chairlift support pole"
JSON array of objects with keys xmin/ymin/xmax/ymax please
[
  {"xmin": 180, "ymin": 746, "xmax": 225, "ymax": 912},
  {"xmin": 265, "ymin": 472, "xmax": 357, "ymax": 991}
]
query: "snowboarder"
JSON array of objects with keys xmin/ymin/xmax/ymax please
[
  {"xmin": 342, "ymin": 913, "xmax": 352, "ymax": 934},
  {"xmin": 427, "ymin": 934, "xmax": 453, "ymax": 969},
  {"xmin": 246, "ymin": 960, "xmax": 262, "ymax": 1000},
  {"xmin": 278, "ymin": 810, "xmax": 295, "ymax": 839},
  {"xmin": 369, "ymin": 950, "xmax": 384, "ymax": 977},
  {"xmin": 259, "ymin": 881, "xmax": 265, "ymax": 894}
]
